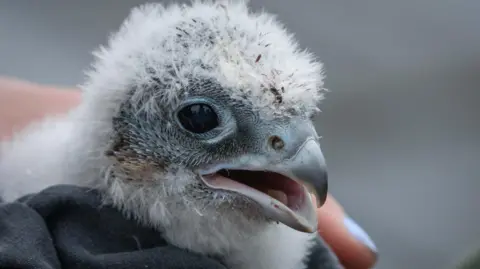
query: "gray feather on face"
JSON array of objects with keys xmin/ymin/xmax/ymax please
[
  {"xmin": 0, "ymin": 1, "xmax": 341, "ymax": 269},
  {"xmin": 111, "ymin": 76, "xmax": 313, "ymax": 169}
]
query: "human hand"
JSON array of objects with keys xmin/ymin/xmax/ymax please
[
  {"xmin": 312, "ymin": 193, "xmax": 377, "ymax": 269},
  {"xmin": 0, "ymin": 77, "xmax": 378, "ymax": 269},
  {"xmin": 0, "ymin": 77, "xmax": 80, "ymax": 140}
]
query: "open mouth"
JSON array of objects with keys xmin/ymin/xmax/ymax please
[
  {"xmin": 201, "ymin": 168, "xmax": 317, "ymax": 233},
  {"xmin": 198, "ymin": 138, "xmax": 327, "ymax": 233},
  {"xmin": 215, "ymin": 169, "xmax": 307, "ymax": 210}
]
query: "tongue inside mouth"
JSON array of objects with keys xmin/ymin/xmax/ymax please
[{"xmin": 201, "ymin": 169, "xmax": 318, "ymax": 233}]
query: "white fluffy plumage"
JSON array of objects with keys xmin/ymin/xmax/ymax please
[{"xmin": 0, "ymin": 1, "xmax": 337, "ymax": 269}]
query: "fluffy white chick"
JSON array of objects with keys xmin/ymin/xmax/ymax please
[{"xmin": 0, "ymin": 1, "xmax": 341, "ymax": 269}]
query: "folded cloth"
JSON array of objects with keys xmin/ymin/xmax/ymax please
[
  {"xmin": 0, "ymin": 184, "xmax": 335, "ymax": 269},
  {"xmin": 0, "ymin": 184, "xmax": 226, "ymax": 269}
]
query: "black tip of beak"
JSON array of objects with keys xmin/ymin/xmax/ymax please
[{"xmin": 317, "ymin": 170, "xmax": 328, "ymax": 207}]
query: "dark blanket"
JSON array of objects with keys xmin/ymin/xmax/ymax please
[{"xmin": 0, "ymin": 185, "xmax": 338, "ymax": 269}]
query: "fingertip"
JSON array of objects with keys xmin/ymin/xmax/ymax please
[
  {"xmin": 343, "ymin": 216, "xmax": 377, "ymax": 255},
  {"xmin": 318, "ymin": 214, "xmax": 377, "ymax": 269},
  {"xmin": 316, "ymin": 196, "xmax": 377, "ymax": 269}
]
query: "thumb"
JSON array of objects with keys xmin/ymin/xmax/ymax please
[{"xmin": 312, "ymin": 194, "xmax": 378, "ymax": 269}]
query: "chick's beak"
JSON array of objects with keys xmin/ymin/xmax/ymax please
[
  {"xmin": 199, "ymin": 136, "xmax": 329, "ymax": 234},
  {"xmin": 265, "ymin": 137, "xmax": 328, "ymax": 233},
  {"xmin": 281, "ymin": 138, "xmax": 328, "ymax": 206}
]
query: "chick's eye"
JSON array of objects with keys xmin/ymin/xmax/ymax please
[{"xmin": 177, "ymin": 103, "xmax": 219, "ymax": 134}]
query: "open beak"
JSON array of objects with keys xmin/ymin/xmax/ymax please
[
  {"xmin": 200, "ymin": 137, "xmax": 328, "ymax": 233},
  {"xmin": 280, "ymin": 138, "xmax": 328, "ymax": 206},
  {"xmin": 264, "ymin": 138, "xmax": 328, "ymax": 232}
]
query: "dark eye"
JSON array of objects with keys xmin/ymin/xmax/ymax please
[{"xmin": 177, "ymin": 103, "xmax": 219, "ymax": 134}]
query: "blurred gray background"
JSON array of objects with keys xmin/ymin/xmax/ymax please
[{"xmin": 1, "ymin": 1, "xmax": 479, "ymax": 268}]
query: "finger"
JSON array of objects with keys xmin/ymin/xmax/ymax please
[
  {"xmin": 0, "ymin": 77, "xmax": 81, "ymax": 139},
  {"xmin": 314, "ymin": 194, "xmax": 378, "ymax": 269}
]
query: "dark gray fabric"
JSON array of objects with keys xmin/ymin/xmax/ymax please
[
  {"xmin": 0, "ymin": 184, "xmax": 338, "ymax": 269},
  {"xmin": 304, "ymin": 237, "xmax": 342, "ymax": 269},
  {"xmin": 0, "ymin": 185, "xmax": 226, "ymax": 269}
]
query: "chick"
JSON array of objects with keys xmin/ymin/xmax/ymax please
[{"xmin": 0, "ymin": 1, "xmax": 341, "ymax": 268}]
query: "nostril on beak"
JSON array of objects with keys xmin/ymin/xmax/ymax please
[{"xmin": 269, "ymin": 135, "xmax": 285, "ymax": 150}]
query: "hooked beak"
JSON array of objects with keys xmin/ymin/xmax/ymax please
[
  {"xmin": 200, "ymin": 137, "xmax": 328, "ymax": 233},
  {"xmin": 265, "ymin": 137, "xmax": 328, "ymax": 233},
  {"xmin": 280, "ymin": 137, "xmax": 328, "ymax": 205}
]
